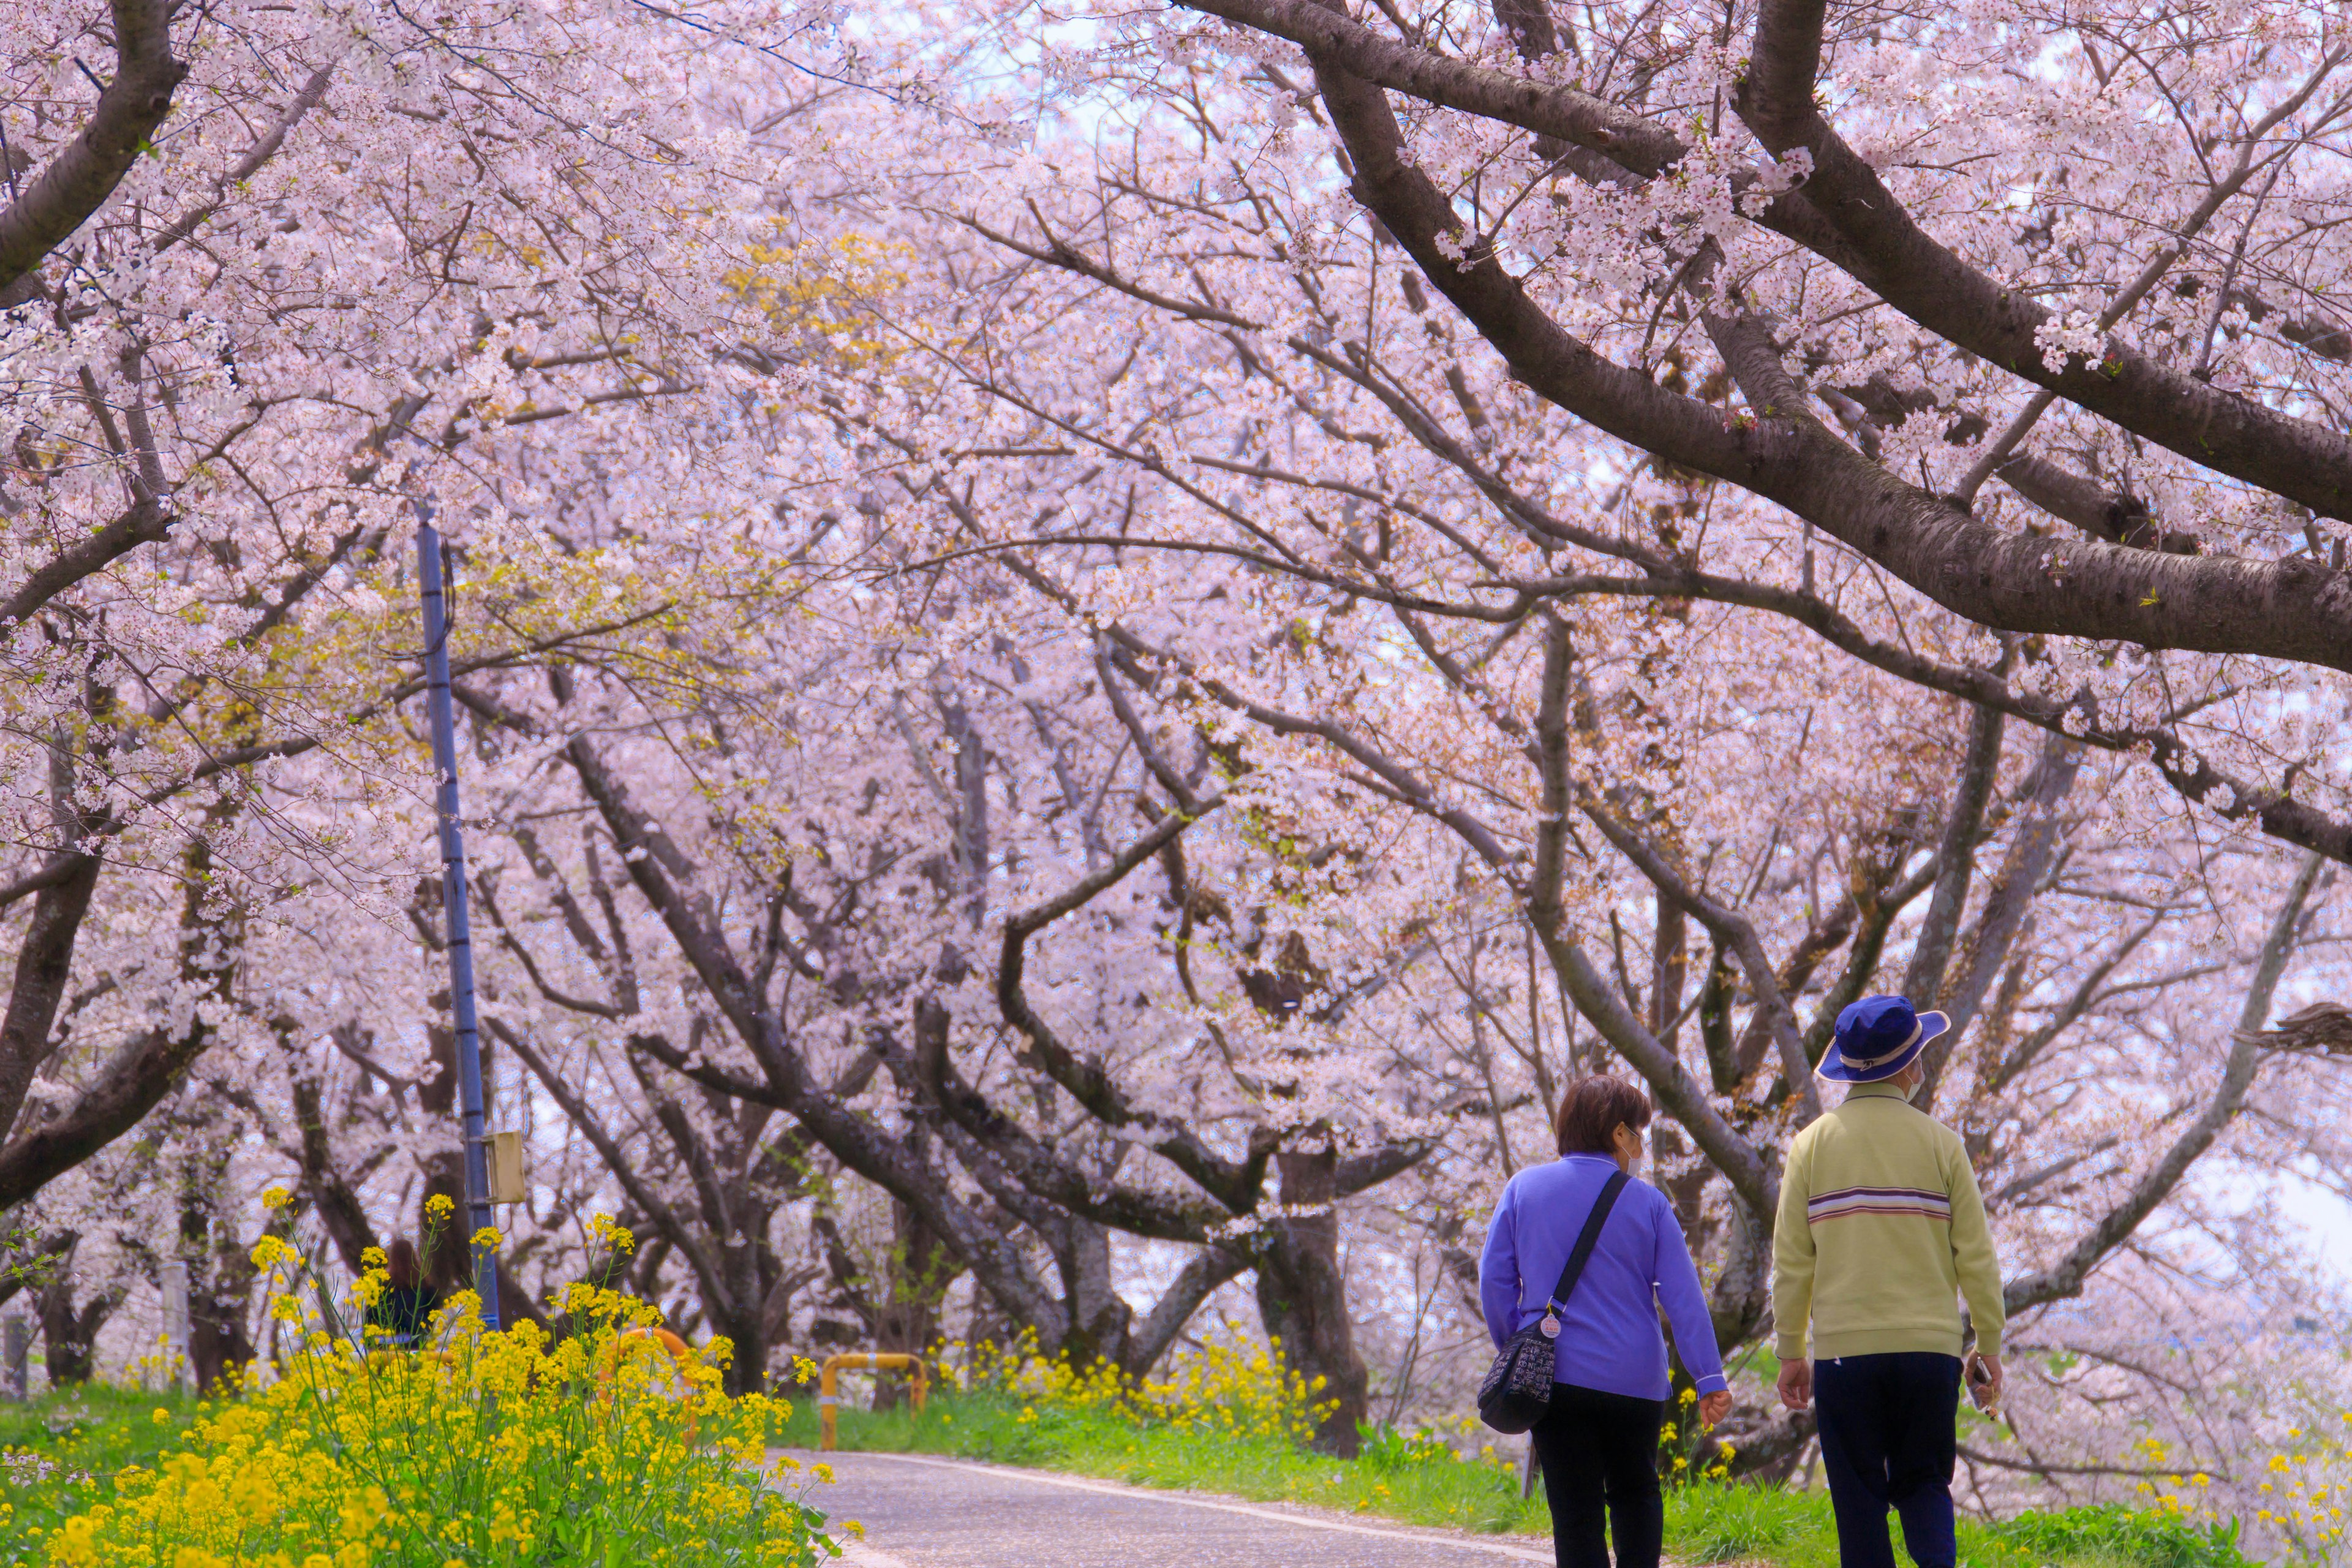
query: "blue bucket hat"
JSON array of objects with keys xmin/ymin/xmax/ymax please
[{"xmin": 1819, "ymin": 995, "xmax": 1949, "ymax": 1083}]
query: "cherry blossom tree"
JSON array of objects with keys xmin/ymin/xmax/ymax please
[
  {"xmin": 7, "ymin": 0, "xmax": 2352, "ymax": 1508},
  {"xmin": 802, "ymin": 0, "xmax": 2352, "ymax": 1478}
]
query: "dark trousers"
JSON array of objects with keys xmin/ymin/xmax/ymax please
[
  {"xmin": 1529, "ymin": 1384, "xmax": 1664, "ymax": 1568},
  {"xmin": 1813, "ymin": 1352, "xmax": 1962, "ymax": 1568}
]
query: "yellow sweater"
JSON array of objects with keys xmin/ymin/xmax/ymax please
[{"xmin": 1772, "ymin": 1081, "xmax": 2005, "ymax": 1362}]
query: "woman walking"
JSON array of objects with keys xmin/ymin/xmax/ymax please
[{"xmin": 1480, "ymin": 1074, "xmax": 1733, "ymax": 1568}]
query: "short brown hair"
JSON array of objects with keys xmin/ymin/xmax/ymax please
[{"xmin": 1554, "ymin": 1074, "xmax": 1651, "ymax": 1156}]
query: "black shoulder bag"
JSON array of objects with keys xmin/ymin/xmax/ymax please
[{"xmin": 1476, "ymin": 1169, "xmax": 1629, "ymax": 1434}]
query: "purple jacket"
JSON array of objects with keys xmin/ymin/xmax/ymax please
[{"xmin": 1479, "ymin": 1154, "xmax": 1728, "ymax": 1403}]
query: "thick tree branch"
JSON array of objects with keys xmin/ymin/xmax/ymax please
[
  {"xmin": 0, "ymin": 0, "xmax": 187, "ymax": 293},
  {"xmin": 1920, "ymin": 736, "xmax": 2082, "ymax": 1106},
  {"xmin": 1123, "ymin": 1244, "xmax": 1251, "ymax": 1376},
  {"xmin": 0, "ymin": 496, "xmax": 176, "ymax": 631},
  {"xmin": 1733, "ymin": 0, "xmax": 2352, "ymax": 521},
  {"xmin": 0, "ymin": 852, "xmax": 101, "ymax": 1142},
  {"xmin": 1188, "ymin": 0, "xmax": 2352, "ymax": 528},
  {"xmin": 1304, "ymin": 54, "xmax": 2352, "ymax": 679},
  {"xmin": 0, "ymin": 1014, "xmax": 209, "ymax": 1209},
  {"xmin": 1541, "ymin": 932, "xmax": 1777, "ymax": 1218}
]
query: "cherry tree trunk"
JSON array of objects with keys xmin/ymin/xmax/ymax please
[
  {"xmin": 36, "ymin": 1271, "xmax": 113, "ymax": 1385},
  {"xmin": 1254, "ymin": 1150, "xmax": 1369, "ymax": 1456}
]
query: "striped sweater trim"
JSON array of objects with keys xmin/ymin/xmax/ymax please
[{"xmin": 1806, "ymin": 1184, "xmax": 1952, "ymax": 1224}]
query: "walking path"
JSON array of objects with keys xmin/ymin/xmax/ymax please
[{"xmin": 779, "ymin": 1449, "xmax": 1553, "ymax": 1567}]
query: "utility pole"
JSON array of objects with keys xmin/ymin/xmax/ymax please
[{"xmin": 415, "ymin": 514, "xmax": 502, "ymax": 1330}]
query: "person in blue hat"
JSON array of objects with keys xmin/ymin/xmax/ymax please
[{"xmin": 1770, "ymin": 995, "xmax": 2005, "ymax": 1568}]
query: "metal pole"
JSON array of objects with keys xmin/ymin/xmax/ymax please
[{"xmin": 417, "ymin": 519, "xmax": 502, "ymax": 1330}]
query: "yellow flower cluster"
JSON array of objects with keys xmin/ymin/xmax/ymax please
[
  {"xmin": 2237, "ymin": 1417, "xmax": 2352, "ymax": 1559},
  {"xmin": 34, "ymin": 1262, "xmax": 834, "ymax": 1566},
  {"xmin": 943, "ymin": 1324, "xmax": 1336, "ymax": 1446},
  {"xmin": 1663, "ymin": 1384, "xmax": 1735, "ymax": 1482}
]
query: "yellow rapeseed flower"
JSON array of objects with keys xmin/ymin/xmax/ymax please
[{"xmin": 41, "ymin": 1257, "xmax": 834, "ymax": 1563}]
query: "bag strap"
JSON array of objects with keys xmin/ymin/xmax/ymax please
[{"xmin": 1544, "ymin": 1169, "xmax": 1629, "ymax": 1314}]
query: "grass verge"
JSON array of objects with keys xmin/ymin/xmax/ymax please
[
  {"xmin": 0, "ymin": 1384, "xmax": 201, "ymax": 1557},
  {"xmin": 774, "ymin": 1387, "xmax": 2253, "ymax": 1568}
]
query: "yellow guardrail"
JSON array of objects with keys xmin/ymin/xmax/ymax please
[{"xmin": 818, "ymin": 1352, "xmax": 929, "ymax": 1451}]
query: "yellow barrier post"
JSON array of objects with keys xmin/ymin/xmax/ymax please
[{"xmin": 818, "ymin": 1352, "xmax": 929, "ymax": 1451}]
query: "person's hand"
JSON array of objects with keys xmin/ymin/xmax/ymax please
[
  {"xmin": 1966, "ymin": 1352, "xmax": 2005, "ymax": 1409},
  {"xmin": 1776, "ymin": 1358, "xmax": 1812, "ymax": 1412},
  {"xmin": 1698, "ymin": 1390, "xmax": 1733, "ymax": 1430}
]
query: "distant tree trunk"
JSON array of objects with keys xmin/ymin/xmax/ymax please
[
  {"xmin": 36, "ymin": 1265, "xmax": 116, "ymax": 1385},
  {"xmin": 698, "ymin": 1291, "xmax": 764, "ymax": 1398},
  {"xmin": 1047, "ymin": 1215, "xmax": 1137, "ymax": 1373},
  {"xmin": 1254, "ymin": 1148, "xmax": 1369, "ymax": 1456},
  {"xmin": 186, "ymin": 1263, "xmax": 255, "ymax": 1393},
  {"xmin": 175, "ymin": 1120, "xmax": 262, "ymax": 1393},
  {"xmin": 421, "ymin": 1150, "xmax": 470, "ymax": 1294},
  {"xmin": 817, "ymin": 1195, "xmax": 966, "ymax": 1407},
  {"xmin": 870, "ymin": 1198, "xmax": 957, "ymax": 1408},
  {"xmin": 183, "ymin": 1210, "xmax": 257, "ymax": 1393},
  {"xmin": 414, "ymin": 1149, "xmax": 548, "ymax": 1338},
  {"xmin": 290, "ymin": 1067, "xmax": 382, "ymax": 1275}
]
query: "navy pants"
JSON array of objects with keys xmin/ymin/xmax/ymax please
[
  {"xmin": 1813, "ymin": 1352, "xmax": 1962, "ymax": 1568},
  {"xmin": 1529, "ymin": 1384, "xmax": 1664, "ymax": 1568}
]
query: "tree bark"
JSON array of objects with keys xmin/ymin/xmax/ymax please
[
  {"xmin": 0, "ymin": 853, "xmax": 102, "ymax": 1142},
  {"xmin": 35, "ymin": 1246, "xmax": 117, "ymax": 1385},
  {"xmin": 1253, "ymin": 1149, "xmax": 1369, "ymax": 1456}
]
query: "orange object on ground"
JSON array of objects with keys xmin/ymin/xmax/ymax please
[{"xmin": 818, "ymin": 1352, "xmax": 928, "ymax": 1451}]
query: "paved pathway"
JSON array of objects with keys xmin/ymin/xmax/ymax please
[{"xmin": 777, "ymin": 1449, "xmax": 1553, "ymax": 1568}]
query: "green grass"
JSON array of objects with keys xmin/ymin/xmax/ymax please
[
  {"xmin": 775, "ymin": 1384, "xmax": 2255, "ymax": 1568},
  {"xmin": 1668, "ymin": 1483, "xmax": 2249, "ymax": 1568},
  {"xmin": 0, "ymin": 1376, "xmax": 2255, "ymax": 1568},
  {"xmin": 0, "ymin": 1382, "xmax": 202, "ymax": 1558}
]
